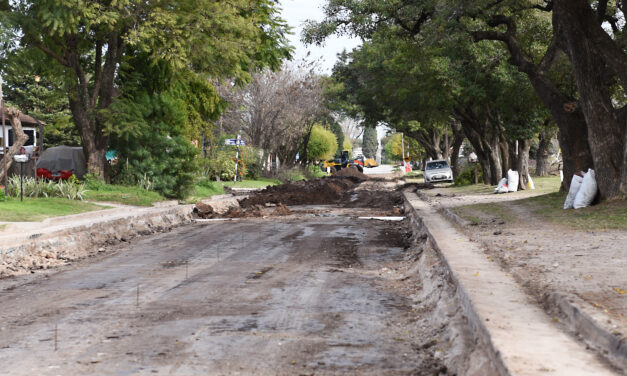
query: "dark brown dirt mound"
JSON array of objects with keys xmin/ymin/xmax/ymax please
[
  {"xmin": 396, "ymin": 182, "xmax": 434, "ymax": 191},
  {"xmin": 238, "ymin": 176, "xmax": 362, "ymax": 208},
  {"xmin": 196, "ymin": 203, "xmax": 293, "ymax": 219},
  {"xmin": 335, "ymin": 166, "xmax": 368, "ymax": 179}
]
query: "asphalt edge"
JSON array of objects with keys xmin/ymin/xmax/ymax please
[{"xmin": 403, "ymin": 190, "xmax": 511, "ymax": 376}]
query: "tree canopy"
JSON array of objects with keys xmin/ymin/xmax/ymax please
[
  {"xmin": 306, "ymin": 0, "xmax": 626, "ymax": 198},
  {"xmin": 1, "ymin": 0, "xmax": 292, "ymax": 178}
]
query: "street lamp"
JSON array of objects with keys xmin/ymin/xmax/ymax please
[{"xmin": 13, "ymin": 154, "xmax": 29, "ymax": 201}]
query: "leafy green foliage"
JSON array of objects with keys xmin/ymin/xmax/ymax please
[
  {"xmin": 2, "ymin": 0, "xmax": 292, "ymax": 178},
  {"xmin": 342, "ymin": 138, "xmax": 353, "ymax": 155},
  {"xmin": 307, "ymin": 124, "xmax": 338, "ymax": 161},
  {"xmin": 383, "ymin": 134, "xmax": 422, "ymax": 161},
  {"xmin": 1, "ymin": 49, "xmax": 80, "ymax": 147},
  {"xmin": 201, "ymin": 151, "xmax": 237, "ymax": 182},
  {"xmin": 329, "ymin": 120, "xmax": 344, "ymax": 157},
  {"xmin": 362, "ymin": 126, "xmax": 378, "ymax": 159},
  {"xmin": 454, "ymin": 164, "xmax": 484, "ymax": 187}
]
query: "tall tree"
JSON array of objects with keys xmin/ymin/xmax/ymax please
[
  {"xmin": 329, "ymin": 120, "xmax": 345, "ymax": 156},
  {"xmin": 304, "ymin": 0, "xmax": 624, "ymax": 196},
  {"xmin": 216, "ymin": 64, "xmax": 324, "ymax": 165},
  {"xmin": 1, "ymin": 0, "xmax": 291, "ymax": 179},
  {"xmin": 362, "ymin": 126, "xmax": 378, "ymax": 159}
]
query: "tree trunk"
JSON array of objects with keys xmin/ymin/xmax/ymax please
[
  {"xmin": 516, "ymin": 139, "xmax": 531, "ymax": 190},
  {"xmin": 473, "ymin": 24, "xmax": 595, "ymax": 192},
  {"xmin": 459, "ymin": 120, "xmax": 491, "ymax": 184},
  {"xmin": 0, "ymin": 109, "xmax": 29, "ymax": 178},
  {"xmin": 554, "ymin": 0, "xmax": 627, "ymax": 199},
  {"xmin": 68, "ymin": 95, "xmax": 109, "ymax": 180},
  {"xmin": 487, "ymin": 131, "xmax": 502, "ymax": 185},
  {"xmin": 499, "ymin": 138, "xmax": 509, "ymax": 178},
  {"xmin": 535, "ymin": 130, "xmax": 551, "ymax": 176},
  {"xmin": 450, "ymin": 122, "xmax": 464, "ymax": 178}
]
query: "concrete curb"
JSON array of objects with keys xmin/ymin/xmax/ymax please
[
  {"xmin": 0, "ymin": 205, "xmax": 195, "ymax": 278},
  {"xmin": 542, "ymin": 290, "xmax": 627, "ymax": 371},
  {"xmin": 403, "ymin": 190, "xmax": 618, "ymax": 376},
  {"xmin": 0, "ymin": 195, "xmax": 241, "ymax": 278},
  {"xmin": 403, "ymin": 192, "xmax": 510, "ymax": 376},
  {"xmin": 422, "ymin": 191, "xmax": 627, "ymax": 371}
]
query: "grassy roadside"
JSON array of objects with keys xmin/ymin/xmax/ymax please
[
  {"xmin": 187, "ymin": 178, "xmax": 280, "ymax": 203},
  {"xmin": 0, "ymin": 197, "xmax": 106, "ymax": 222},
  {"xmin": 0, "ymin": 178, "xmax": 280, "ymax": 222},
  {"xmin": 450, "ymin": 176, "xmax": 626, "ymax": 230},
  {"xmin": 83, "ymin": 185, "xmax": 165, "ymax": 207}
]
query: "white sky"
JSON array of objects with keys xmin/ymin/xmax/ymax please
[{"xmin": 279, "ymin": 0, "xmax": 361, "ymax": 74}]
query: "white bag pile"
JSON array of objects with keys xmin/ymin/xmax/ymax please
[
  {"xmin": 563, "ymin": 169, "xmax": 597, "ymax": 209},
  {"xmin": 563, "ymin": 174, "xmax": 583, "ymax": 209},
  {"xmin": 494, "ymin": 178, "xmax": 508, "ymax": 194},
  {"xmin": 507, "ymin": 169, "xmax": 519, "ymax": 192},
  {"xmin": 494, "ymin": 170, "xmax": 521, "ymax": 194}
]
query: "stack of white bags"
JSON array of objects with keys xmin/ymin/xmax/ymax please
[
  {"xmin": 563, "ymin": 169, "xmax": 597, "ymax": 209},
  {"xmin": 494, "ymin": 169, "xmax": 534, "ymax": 194}
]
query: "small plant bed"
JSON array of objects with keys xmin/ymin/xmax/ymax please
[
  {"xmin": 82, "ymin": 184, "xmax": 165, "ymax": 207},
  {"xmin": 0, "ymin": 197, "xmax": 105, "ymax": 222}
]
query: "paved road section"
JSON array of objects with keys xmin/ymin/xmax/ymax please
[{"xmin": 0, "ymin": 211, "xmax": 444, "ymax": 375}]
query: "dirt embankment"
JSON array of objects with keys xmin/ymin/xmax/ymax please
[{"xmin": 194, "ymin": 175, "xmax": 410, "ymax": 219}]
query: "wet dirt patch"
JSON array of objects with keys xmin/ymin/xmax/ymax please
[{"xmin": 325, "ymin": 237, "xmax": 361, "ymax": 268}]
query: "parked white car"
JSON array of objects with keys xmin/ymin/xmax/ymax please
[{"xmin": 424, "ymin": 160, "xmax": 453, "ymax": 183}]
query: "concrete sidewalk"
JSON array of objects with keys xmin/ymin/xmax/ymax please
[{"xmin": 403, "ymin": 190, "xmax": 620, "ymax": 375}]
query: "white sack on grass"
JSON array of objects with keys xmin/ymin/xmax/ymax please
[
  {"xmin": 563, "ymin": 175, "xmax": 583, "ymax": 209},
  {"xmin": 494, "ymin": 178, "xmax": 509, "ymax": 194},
  {"xmin": 527, "ymin": 174, "xmax": 535, "ymax": 190},
  {"xmin": 573, "ymin": 169, "xmax": 597, "ymax": 209},
  {"xmin": 507, "ymin": 169, "xmax": 519, "ymax": 192}
]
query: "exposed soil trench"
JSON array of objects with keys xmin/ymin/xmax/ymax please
[{"xmin": 0, "ymin": 178, "xmax": 496, "ymax": 375}]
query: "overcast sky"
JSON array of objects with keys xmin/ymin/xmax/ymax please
[{"xmin": 279, "ymin": 0, "xmax": 361, "ymax": 73}]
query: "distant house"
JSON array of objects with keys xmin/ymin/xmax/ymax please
[{"xmin": 0, "ymin": 108, "xmax": 44, "ymax": 154}]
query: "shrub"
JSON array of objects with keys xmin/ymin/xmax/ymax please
[
  {"xmin": 305, "ymin": 164, "xmax": 326, "ymax": 179},
  {"xmin": 454, "ymin": 164, "xmax": 483, "ymax": 186},
  {"xmin": 6, "ymin": 176, "xmax": 87, "ymax": 200},
  {"xmin": 201, "ymin": 150, "xmax": 236, "ymax": 181},
  {"xmin": 277, "ymin": 167, "xmax": 306, "ymax": 183},
  {"xmin": 307, "ymin": 124, "xmax": 338, "ymax": 161},
  {"xmin": 241, "ymin": 147, "xmax": 262, "ymax": 180}
]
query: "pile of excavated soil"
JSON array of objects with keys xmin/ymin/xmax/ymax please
[
  {"xmin": 334, "ymin": 166, "xmax": 368, "ymax": 179},
  {"xmin": 239, "ymin": 176, "xmax": 362, "ymax": 208},
  {"xmin": 219, "ymin": 203, "xmax": 292, "ymax": 218},
  {"xmin": 194, "ymin": 202, "xmax": 292, "ymax": 219},
  {"xmin": 236, "ymin": 175, "xmax": 409, "ymax": 213}
]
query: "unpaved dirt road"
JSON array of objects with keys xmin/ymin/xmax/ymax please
[{"xmin": 0, "ymin": 201, "xmax": 490, "ymax": 375}]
